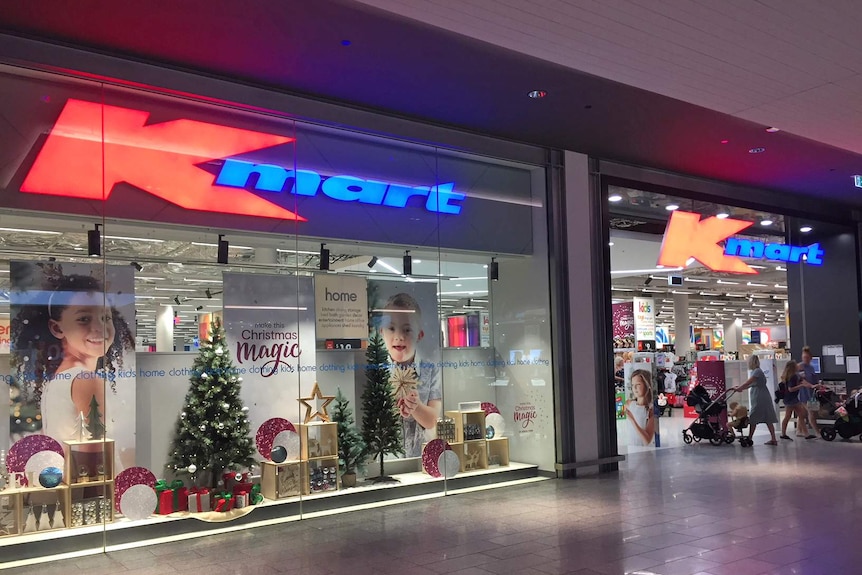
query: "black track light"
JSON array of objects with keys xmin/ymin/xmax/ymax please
[
  {"xmin": 644, "ymin": 277, "xmax": 653, "ymax": 286},
  {"xmin": 88, "ymin": 223, "xmax": 101, "ymax": 257},
  {"xmin": 131, "ymin": 261, "xmax": 143, "ymax": 272},
  {"xmin": 173, "ymin": 296, "xmax": 182, "ymax": 306},
  {"xmin": 490, "ymin": 257, "xmax": 499, "ymax": 281},
  {"xmin": 206, "ymin": 288, "xmax": 213, "ymax": 299},
  {"xmin": 217, "ymin": 234, "xmax": 229, "ymax": 264},
  {"xmin": 367, "ymin": 256, "xmax": 378, "ymax": 268},
  {"xmin": 319, "ymin": 243, "xmax": 330, "ymax": 271},
  {"xmin": 403, "ymin": 250, "xmax": 412, "ymax": 276},
  {"xmin": 195, "ymin": 305, "xmax": 204, "ymax": 311}
]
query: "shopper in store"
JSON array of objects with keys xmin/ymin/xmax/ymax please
[
  {"xmin": 378, "ymin": 292, "xmax": 442, "ymax": 458},
  {"xmin": 778, "ymin": 360, "xmax": 816, "ymax": 440},
  {"xmin": 798, "ymin": 346, "xmax": 821, "ymax": 439},
  {"xmin": 731, "ymin": 354, "xmax": 779, "ymax": 446},
  {"xmin": 622, "ymin": 369, "xmax": 656, "ymax": 446},
  {"xmin": 11, "ymin": 273, "xmax": 135, "ymax": 441}
]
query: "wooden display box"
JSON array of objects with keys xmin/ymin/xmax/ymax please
[
  {"xmin": 459, "ymin": 441, "xmax": 488, "ymax": 472},
  {"xmin": 67, "ymin": 483, "xmax": 114, "ymax": 528},
  {"xmin": 260, "ymin": 460, "xmax": 301, "ymax": 500},
  {"xmin": 300, "ymin": 422, "xmax": 338, "ymax": 460},
  {"xmin": 444, "ymin": 410, "xmax": 486, "ymax": 443},
  {"xmin": 63, "ymin": 439, "xmax": 115, "ymax": 485},
  {"xmin": 487, "ymin": 438, "xmax": 510, "ymax": 467},
  {"xmin": 301, "ymin": 456, "xmax": 339, "ymax": 495},
  {"xmin": 0, "ymin": 485, "xmax": 69, "ymax": 536}
]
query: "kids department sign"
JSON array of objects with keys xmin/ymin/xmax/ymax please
[{"xmin": 658, "ymin": 210, "xmax": 824, "ymax": 274}]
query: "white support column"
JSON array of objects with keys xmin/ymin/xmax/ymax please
[
  {"xmin": 673, "ymin": 293, "xmax": 691, "ymax": 358},
  {"xmin": 724, "ymin": 319, "xmax": 743, "ymax": 353},
  {"xmin": 156, "ymin": 305, "xmax": 174, "ymax": 352}
]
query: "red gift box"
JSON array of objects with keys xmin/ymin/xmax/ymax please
[
  {"xmin": 176, "ymin": 487, "xmax": 189, "ymax": 511},
  {"xmin": 158, "ymin": 489, "xmax": 174, "ymax": 515},
  {"xmin": 214, "ymin": 495, "xmax": 236, "ymax": 512},
  {"xmin": 232, "ymin": 482, "xmax": 253, "ymax": 497}
]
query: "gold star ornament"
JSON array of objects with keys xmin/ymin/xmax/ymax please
[{"xmin": 298, "ymin": 382, "xmax": 335, "ymax": 423}]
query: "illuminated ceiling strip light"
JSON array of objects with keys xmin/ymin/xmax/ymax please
[
  {"xmin": 183, "ymin": 278, "xmax": 223, "ymax": 283},
  {"xmin": 105, "ymin": 235, "xmax": 165, "ymax": 243},
  {"xmin": 276, "ymin": 248, "xmax": 319, "ymax": 255},
  {"xmin": 136, "ymin": 276, "xmax": 166, "ymax": 281},
  {"xmin": 376, "ymin": 260, "xmax": 402, "ymax": 274},
  {"xmin": 716, "ymin": 280, "xmax": 739, "ymax": 285},
  {"xmin": 683, "ymin": 278, "xmax": 708, "ymax": 283},
  {"xmin": 611, "ymin": 267, "xmax": 683, "ymax": 274},
  {"xmin": 746, "ymin": 282, "xmax": 767, "ymax": 287},
  {"xmin": 224, "ymin": 305, "xmax": 308, "ymax": 311},
  {"xmin": 439, "ymin": 290, "xmax": 488, "ymax": 295},
  {"xmin": 192, "ymin": 242, "xmax": 254, "ymax": 250},
  {"xmin": 774, "ymin": 284, "xmax": 787, "ymax": 289},
  {"xmin": 0, "ymin": 227, "xmax": 61, "ymax": 234},
  {"xmin": 451, "ymin": 276, "xmax": 487, "ymax": 280},
  {"xmin": 154, "ymin": 287, "xmax": 198, "ymax": 292}
]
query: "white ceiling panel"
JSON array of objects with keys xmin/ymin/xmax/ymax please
[{"xmin": 356, "ymin": 0, "xmax": 862, "ymax": 153}]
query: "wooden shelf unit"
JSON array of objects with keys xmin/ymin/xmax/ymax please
[
  {"xmin": 261, "ymin": 422, "xmax": 340, "ymax": 499},
  {"xmin": 299, "ymin": 422, "xmax": 338, "ymax": 460},
  {"xmin": 260, "ymin": 460, "xmax": 302, "ymax": 500}
]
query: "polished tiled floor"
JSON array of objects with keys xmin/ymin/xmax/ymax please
[{"xmin": 7, "ymin": 435, "xmax": 861, "ymax": 575}]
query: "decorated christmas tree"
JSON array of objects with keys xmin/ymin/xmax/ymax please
[
  {"xmin": 361, "ymin": 332, "xmax": 402, "ymax": 481},
  {"xmin": 332, "ymin": 388, "xmax": 366, "ymax": 479},
  {"xmin": 166, "ymin": 318, "xmax": 254, "ymax": 488},
  {"xmin": 86, "ymin": 396, "xmax": 106, "ymax": 440}
]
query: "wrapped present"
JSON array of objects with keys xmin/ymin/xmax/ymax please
[
  {"xmin": 232, "ymin": 482, "xmax": 253, "ymax": 497},
  {"xmin": 235, "ymin": 491, "xmax": 248, "ymax": 509},
  {"xmin": 175, "ymin": 486, "xmax": 189, "ymax": 512},
  {"xmin": 212, "ymin": 490, "xmax": 235, "ymax": 512},
  {"xmin": 187, "ymin": 487, "xmax": 210, "ymax": 513},
  {"xmin": 250, "ymin": 484, "xmax": 263, "ymax": 505},
  {"xmin": 155, "ymin": 479, "xmax": 185, "ymax": 514}
]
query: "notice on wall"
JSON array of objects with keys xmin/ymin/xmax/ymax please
[
  {"xmin": 847, "ymin": 356, "xmax": 860, "ymax": 374},
  {"xmin": 480, "ymin": 311, "xmax": 491, "ymax": 347},
  {"xmin": 612, "ymin": 302, "xmax": 635, "ymax": 349},
  {"xmin": 314, "ymin": 274, "xmax": 368, "ymax": 347},
  {"xmin": 633, "ymin": 297, "xmax": 656, "ymax": 344},
  {"xmin": 0, "ymin": 317, "xmax": 9, "ymax": 354}
]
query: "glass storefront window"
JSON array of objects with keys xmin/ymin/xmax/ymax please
[{"xmin": 0, "ymin": 63, "xmax": 554, "ymax": 563}]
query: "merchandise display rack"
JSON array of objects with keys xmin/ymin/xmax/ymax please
[{"xmin": 443, "ymin": 409, "xmax": 510, "ymax": 473}]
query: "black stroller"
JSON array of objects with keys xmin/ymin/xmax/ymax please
[
  {"xmin": 820, "ymin": 389, "xmax": 862, "ymax": 441},
  {"xmin": 682, "ymin": 385, "xmax": 737, "ymax": 446}
]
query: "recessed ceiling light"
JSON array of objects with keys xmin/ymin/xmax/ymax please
[
  {"xmin": 720, "ymin": 139, "xmax": 729, "ymax": 144},
  {"xmin": 608, "ymin": 241, "xmax": 614, "ymax": 246},
  {"xmin": 608, "ymin": 194, "xmax": 623, "ymax": 202},
  {"xmin": 528, "ymin": 90, "xmax": 547, "ymax": 99},
  {"xmin": 716, "ymin": 212, "xmax": 729, "ymax": 219},
  {"xmin": 760, "ymin": 219, "xmax": 773, "ymax": 226},
  {"xmin": 800, "ymin": 226, "xmax": 812, "ymax": 233},
  {"xmin": 665, "ymin": 204, "xmax": 680, "ymax": 211},
  {"xmin": 765, "ymin": 127, "xmax": 780, "ymax": 133},
  {"xmin": 749, "ymin": 147, "xmax": 766, "ymax": 154}
]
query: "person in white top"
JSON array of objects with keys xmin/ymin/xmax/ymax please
[
  {"xmin": 623, "ymin": 369, "xmax": 656, "ymax": 446},
  {"xmin": 12, "ymin": 273, "xmax": 134, "ymax": 441}
]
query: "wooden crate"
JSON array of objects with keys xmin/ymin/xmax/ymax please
[
  {"xmin": 260, "ymin": 460, "xmax": 301, "ymax": 500},
  {"xmin": 487, "ymin": 437, "xmax": 510, "ymax": 467},
  {"xmin": 444, "ymin": 410, "xmax": 486, "ymax": 443},
  {"xmin": 299, "ymin": 422, "xmax": 338, "ymax": 460},
  {"xmin": 460, "ymin": 441, "xmax": 488, "ymax": 472},
  {"xmin": 301, "ymin": 456, "xmax": 339, "ymax": 495},
  {"xmin": 63, "ymin": 439, "xmax": 114, "ymax": 485}
]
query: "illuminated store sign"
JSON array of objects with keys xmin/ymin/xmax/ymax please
[
  {"xmin": 20, "ymin": 99, "xmax": 464, "ymax": 220},
  {"xmin": 659, "ymin": 210, "xmax": 824, "ymax": 274}
]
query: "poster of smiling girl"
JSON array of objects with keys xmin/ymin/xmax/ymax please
[{"xmin": 9, "ymin": 261, "xmax": 136, "ymax": 471}]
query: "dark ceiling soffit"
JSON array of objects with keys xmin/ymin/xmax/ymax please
[
  {"xmin": 0, "ymin": 33, "xmax": 548, "ymax": 168},
  {"xmin": 597, "ymin": 159, "xmax": 862, "ymax": 226}
]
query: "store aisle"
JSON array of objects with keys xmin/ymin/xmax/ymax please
[{"xmin": 5, "ymin": 438, "xmax": 860, "ymax": 575}]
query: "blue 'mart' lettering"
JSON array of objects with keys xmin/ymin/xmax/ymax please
[
  {"xmin": 724, "ymin": 238, "xmax": 824, "ymax": 266},
  {"xmin": 214, "ymin": 158, "xmax": 465, "ymax": 214}
]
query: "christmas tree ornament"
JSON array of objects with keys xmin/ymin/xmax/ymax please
[
  {"xmin": 38, "ymin": 466, "xmax": 63, "ymax": 488},
  {"xmin": 187, "ymin": 464, "xmax": 197, "ymax": 474},
  {"xmin": 390, "ymin": 365, "xmax": 419, "ymax": 406},
  {"xmin": 270, "ymin": 445, "xmax": 287, "ymax": 463},
  {"xmin": 298, "ymin": 382, "xmax": 335, "ymax": 423},
  {"xmin": 485, "ymin": 426, "xmax": 495, "ymax": 439}
]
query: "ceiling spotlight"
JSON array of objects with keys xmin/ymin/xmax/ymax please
[
  {"xmin": 490, "ymin": 257, "xmax": 499, "ymax": 281},
  {"xmin": 760, "ymin": 219, "xmax": 774, "ymax": 226},
  {"xmin": 665, "ymin": 204, "xmax": 679, "ymax": 211},
  {"xmin": 749, "ymin": 147, "xmax": 766, "ymax": 154},
  {"xmin": 716, "ymin": 212, "xmax": 729, "ymax": 219},
  {"xmin": 205, "ymin": 288, "xmax": 213, "ymax": 299},
  {"xmin": 644, "ymin": 277, "xmax": 653, "ymax": 286},
  {"xmin": 195, "ymin": 305, "xmax": 204, "ymax": 311},
  {"xmin": 765, "ymin": 127, "xmax": 780, "ymax": 133},
  {"xmin": 367, "ymin": 256, "xmax": 378, "ymax": 268},
  {"xmin": 130, "ymin": 261, "xmax": 143, "ymax": 272},
  {"xmin": 608, "ymin": 194, "xmax": 623, "ymax": 202},
  {"xmin": 217, "ymin": 234, "xmax": 229, "ymax": 264},
  {"xmin": 528, "ymin": 90, "xmax": 547, "ymax": 99},
  {"xmin": 608, "ymin": 241, "xmax": 614, "ymax": 247},
  {"xmin": 87, "ymin": 223, "xmax": 101, "ymax": 257},
  {"xmin": 319, "ymin": 243, "xmax": 330, "ymax": 271},
  {"xmin": 173, "ymin": 296, "xmax": 182, "ymax": 306},
  {"xmin": 403, "ymin": 250, "xmax": 413, "ymax": 276},
  {"xmin": 800, "ymin": 226, "xmax": 813, "ymax": 233}
]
